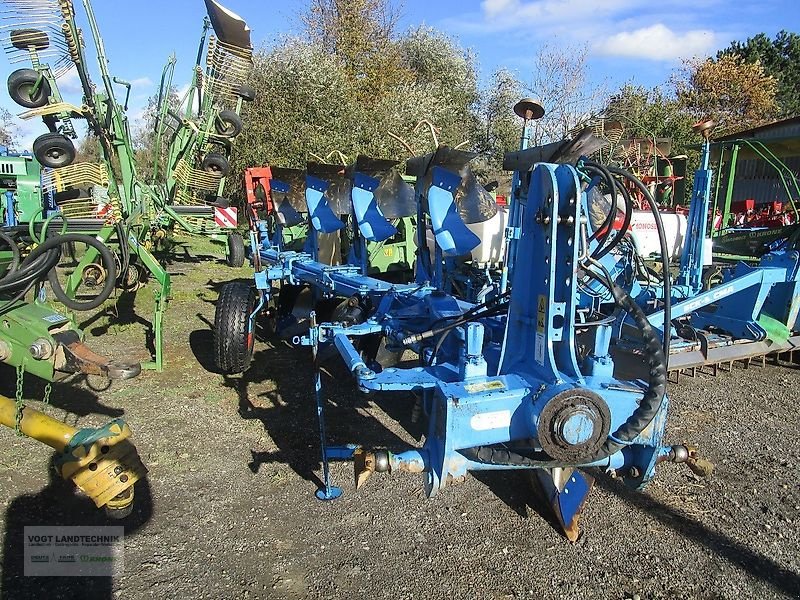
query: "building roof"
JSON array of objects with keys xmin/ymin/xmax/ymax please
[{"xmin": 716, "ymin": 115, "xmax": 800, "ymax": 141}]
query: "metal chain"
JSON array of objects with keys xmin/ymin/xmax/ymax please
[
  {"xmin": 42, "ymin": 382, "xmax": 52, "ymax": 405},
  {"xmin": 14, "ymin": 364, "xmax": 25, "ymax": 436}
]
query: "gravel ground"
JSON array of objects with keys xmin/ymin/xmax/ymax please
[{"xmin": 1, "ymin": 248, "xmax": 799, "ymax": 600}]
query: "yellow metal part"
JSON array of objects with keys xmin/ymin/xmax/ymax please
[
  {"xmin": 41, "ymin": 162, "xmax": 109, "ymax": 192},
  {"xmin": 18, "ymin": 101, "xmax": 86, "ymax": 120},
  {"xmin": 0, "ymin": 393, "xmax": 73, "ymax": 449},
  {"xmin": 205, "ymin": 37, "xmax": 253, "ymax": 106},
  {"xmin": 0, "ymin": 394, "xmax": 146, "ymax": 511},
  {"xmin": 172, "ymin": 158, "xmax": 223, "ymax": 191},
  {"xmin": 40, "ymin": 164, "xmax": 120, "ymax": 222}
]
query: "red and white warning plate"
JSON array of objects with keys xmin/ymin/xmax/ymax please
[{"xmin": 214, "ymin": 206, "xmax": 238, "ymax": 228}]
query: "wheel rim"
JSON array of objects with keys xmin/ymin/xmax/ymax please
[
  {"xmin": 45, "ymin": 147, "xmax": 68, "ymax": 166},
  {"xmin": 19, "ymin": 82, "xmax": 41, "ymax": 103}
]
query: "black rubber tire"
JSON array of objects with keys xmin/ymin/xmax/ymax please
[
  {"xmin": 10, "ymin": 29, "xmax": 50, "ymax": 51},
  {"xmin": 214, "ymin": 281, "xmax": 257, "ymax": 374},
  {"xmin": 226, "ymin": 232, "xmax": 245, "ymax": 267},
  {"xmin": 46, "ymin": 233, "xmax": 117, "ymax": 311},
  {"xmin": 201, "ymin": 152, "xmax": 230, "ymax": 176},
  {"xmin": 215, "ymin": 110, "xmax": 243, "ymax": 137},
  {"xmin": 33, "ymin": 133, "xmax": 76, "ymax": 168},
  {"xmin": 237, "ymin": 83, "xmax": 256, "ymax": 102},
  {"xmin": 7, "ymin": 68, "xmax": 51, "ymax": 108}
]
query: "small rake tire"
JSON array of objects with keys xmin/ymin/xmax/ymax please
[
  {"xmin": 214, "ymin": 281, "xmax": 257, "ymax": 374},
  {"xmin": 7, "ymin": 68, "xmax": 51, "ymax": 108},
  {"xmin": 226, "ymin": 232, "xmax": 245, "ymax": 267}
]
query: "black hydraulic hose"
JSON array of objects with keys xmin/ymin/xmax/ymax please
[
  {"xmin": 584, "ymin": 268, "xmax": 667, "ymax": 460},
  {"xmin": 461, "ymin": 446, "xmax": 556, "ymax": 468},
  {"xmin": 115, "ymin": 222, "xmax": 130, "ymax": 283},
  {"xmin": 584, "ymin": 161, "xmax": 633, "ymax": 260},
  {"xmin": 426, "ymin": 302, "xmax": 510, "ymax": 366},
  {"xmin": 46, "ymin": 233, "xmax": 117, "ymax": 311},
  {"xmin": 585, "ymin": 163, "xmax": 617, "ymax": 244},
  {"xmin": 0, "ymin": 241, "xmax": 60, "ymax": 294},
  {"xmin": 413, "ymin": 291, "xmax": 512, "ymax": 344},
  {"xmin": 0, "ymin": 235, "xmax": 61, "ymax": 316},
  {"xmin": 606, "ymin": 165, "xmax": 671, "ymax": 364},
  {"xmin": 412, "ymin": 300, "xmax": 510, "ymax": 347},
  {"xmin": 0, "ymin": 231, "xmax": 21, "ymax": 274},
  {"xmin": 593, "ymin": 178, "xmax": 633, "ymax": 260}
]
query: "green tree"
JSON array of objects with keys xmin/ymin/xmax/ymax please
[
  {"xmin": 524, "ymin": 44, "xmax": 608, "ymax": 145},
  {"xmin": 604, "ymin": 84, "xmax": 695, "ymax": 155},
  {"xmin": 74, "ymin": 132, "xmax": 102, "ymax": 163},
  {"xmin": 673, "ymin": 55, "xmax": 779, "ymax": 133},
  {"xmin": 229, "ymin": 18, "xmax": 482, "ymax": 196},
  {"xmin": 477, "ymin": 68, "xmax": 524, "ymax": 177},
  {"xmin": 0, "ymin": 108, "xmax": 18, "ymax": 149},
  {"xmin": 301, "ymin": 0, "xmax": 408, "ymax": 102},
  {"xmin": 718, "ymin": 31, "xmax": 800, "ymax": 117},
  {"xmin": 134, "ymin": 86, "xmax": 181, "ymax": 184}
]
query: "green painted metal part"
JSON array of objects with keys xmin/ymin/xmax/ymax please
[
  {"xmin": 0, "ymin": 154, "xmax": 42, "ymax": 223},
  {"xmin": 0, "ymin": 300, "xmax": 71, "ymax": 382},
  {"xmin": 711, "ymin": 139, "xmax": 800, "ymax": 237},
  {"xmin": 365, "ymin": 217, "xmax": 417, "ymax": 276},
  {"xmin": 154, "ymin": 16, "xmax": 250, "ymax": 242},
  {"xmin": 2, "ymin": 0, "xmax": 173, "ymax": 370}
]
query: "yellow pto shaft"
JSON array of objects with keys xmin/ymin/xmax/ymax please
[{"xmin": 0, "ymin": 394, "xmax": 147, "ymax": 517}]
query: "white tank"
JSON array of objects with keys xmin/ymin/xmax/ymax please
[{"xmin": 467, "ymin": 204, "xmax": 508, "ymax": 265}]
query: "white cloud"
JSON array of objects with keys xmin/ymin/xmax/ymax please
[
  {"xmin": 475, "ymin": 0, "xmax": 636, "ymax": 32},
  {"xmin": 129, "ymin": 76, "xmax": 153, "ymax": 89},
  {"xmin": 442, "ymin": 0, "xmax": 725, "ymax": 64},
  {"xmin": 56, "ymin": 67, "xmax": 83, "ymax": 94},
  {"xmin": 596, "ymin": 24, "xmax": 716, "ymax": 60}
]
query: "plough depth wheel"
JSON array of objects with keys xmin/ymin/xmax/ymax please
[{"xmin": 213, "ymin": 281, "xmax": 257, "ymax": 374}]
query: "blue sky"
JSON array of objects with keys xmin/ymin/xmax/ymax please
[{"xmin": 2, "ymin": 0, "xmax": 798, "ymax": 149}]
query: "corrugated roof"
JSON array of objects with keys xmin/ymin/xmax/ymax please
[{"xmin": 717, "ymin": 115, "xmax": 800, "ymax": 141}]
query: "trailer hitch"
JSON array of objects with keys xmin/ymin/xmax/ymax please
[
  {"xmin": 659, "ymin": 444, "xmax": 715, "ymax": 478},
  {"xmin": 51, "ymin": 330, "xmax": 141, "ymax": 380}
]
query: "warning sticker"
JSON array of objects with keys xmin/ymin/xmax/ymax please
[
  {"xmin": 43, "ymin": 313, "xmax": 68, "ymax": 324},
  {"xmin": 537, "ymin": 295, "xmax": 546, "ymax": 333},
  {"xmin": 535, "ymin": 332, "xmax": 545, "ymax": 365},
  {"xmin": 464, "ymin": 380, "xmax": 506, "ymax": 394}
]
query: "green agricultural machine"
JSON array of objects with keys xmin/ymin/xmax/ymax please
[
  {"xmin": 2, "ymin": 0, "xmax": 173, "ymax": 368},
  {"xmin": 0, "ymin": 157, "xmax": 147, "ymax": 517},
  {"xmin": 150, "ymin": 0, "xmax": 255, "ymax": 266}
]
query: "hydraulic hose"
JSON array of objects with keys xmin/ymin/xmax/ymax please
[
  {"xmin": 461, "ymin": 446, "xmax": 556, "ymax": 467},
  {"xmin": 0, "ymin": 234, "xmax": 62, "ymax": 316},
  {"xmin": 0, "ymin": 231, "xmax": 21, "ymax": 274},
  {"xmin": 584, "ymin": 161, "xmax": 618, "ymax": 244},
  {"xmin": 114, "ymin": 222, "xmax": 130, "ymax": 284},
  {"xmin": 46, "ymin": 233, "xmax": 117, "ymax": 311},
  {"xmin": 584, "ymin": 268, "xmax": 667, "ymax": 460},
  {"xmin": 0, "ymin": 238, "xmax": 60, "ymax": 294},
  {"xmin": 584, "ymin": 161, "xmax": 633, "ymax": 260},
  {"xmin": 606, "ymin": 165, "xmax": 671, "ymax": 364}
]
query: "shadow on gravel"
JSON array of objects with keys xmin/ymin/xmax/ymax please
[
  {"xmin": 1, "ymin": 461, "xmax": 153, "ymax": 600},
  {"xmin": 153, "ymin": 242, "xmax": 221, "ymax": 266},
  {"xmin": 189, "ymin": 327, "xmax": 220, "ymax": 374},
  {"xmin": 81, "ymin": 291, "xmax": 157, "ymax": 360},
  {"xmin": 210, "ymin": 339, "xmax": 415, "ymax": 493},
  {"xmin": 471, "ymin": 469, "xmax": 569, "ymax": 539},
  {"xmin": 596, "ymin": 473, "xmax": 800, "ymax": 598},
  {"xmin": 0, "ymin": 367, "xmax": 124, "ymax": 420}
]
